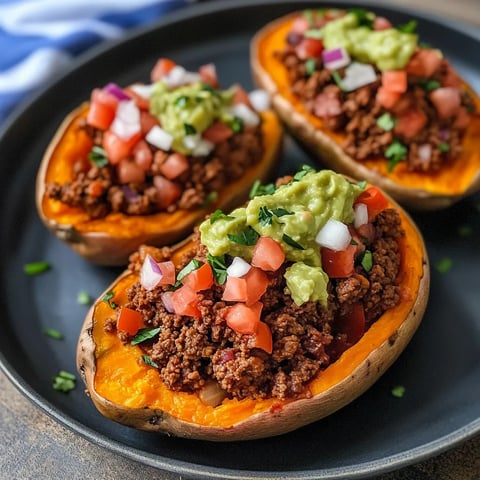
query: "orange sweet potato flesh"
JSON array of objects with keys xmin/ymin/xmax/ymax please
[
  {"xmin": 250, "ymin": 13, "xmax": 480, "ymax": 210},
  {"xmin": 36, "ymin": 104, "xmax": 282, "ymax": 266},
  {"xmin": 76, "ymin": 193, "xmax": 429, "ymax": 441}
]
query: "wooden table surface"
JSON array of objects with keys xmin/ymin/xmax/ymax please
[{"xmin": 1, "ymin": 1, "xmax": 479, "ymax": 479}]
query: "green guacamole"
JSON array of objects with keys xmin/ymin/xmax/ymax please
[
  {"xmin": 322, "ymin": 12, "xmax": 418, "ymax": 71},
  {"xmin": 149, "ymin": 82, "xmax": 234, "ymax": 154},
  {"xmin": 199, "ymin": 170, "xmax": 363, "ymax": 306}
]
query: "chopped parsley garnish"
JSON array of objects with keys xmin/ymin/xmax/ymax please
[
  {"xmin": 293, "ymin": 164, "xmax": 316, "ymax": 181},
  {"xmin": 44, "ymin": 328, "xmax": 64, "ymax": 340},
  {"xmin": 207, "ymin": 254, "xmax": 228, "ymax": 285},
  {"xmin": 102, "ymin": 290, "xmax": 117, "ymax": 309},
  {"xmin": 88, "ymin": 146, "xmax": 109, "ymax": 168},
  {"xmin": 356, "ymin": 180, "xmax": 368, "ymax": 190},
  {"xmin": 305, "ymin": 58, "xmax": 317, "ymax": 76},
  {"xmin": 397, "ymin": 19, "xmax": 417, "ymax": 33},
  {"xmin": 391, "ymin": 385, "xmax": 406, "ymax": 398},
  {"xmin": 349, "ymin": 8, "xmax": 374, "ymax": 28},
  {"xmin": 142, "ymin": 355, "xmax": 159, "ymax": 368},
  {"xmin": 435, "ymin": 257, "xmax": 453, "ymax": 273},
  {"xmin": 438, "ymin": 142, "xmax": 450, "ymax": 152},
  {"xmin": 419, "ymin": 78, "xmax": 441, "ymax": 92},
  {"xmin": 282, "ymin": 234, "xmax": 305, "ymax": 250},
  {"xmin": 52, "ymin": 370, "xmax": 76, "ymax": 393},
  {"xmin": 258, "ymin": 206, "xmax": 294, "ymax": 226},
  {"xmin": 175, "ymin": 95, "xmax": 189, "ymax": 108},
  {"xmin": 229, "ymin": 117, "xmax": 244, "ymax": 133},
  {"xmin": 131, "ymin": 327, "xmax": 161, "ymax": 346},
  {"xmin": 77, "ymin": 290, "xmax": 92, "ymax": 305},
  {"xmin": 331, "ymin": 70, "xmax": 344, "ymax": 90},
  {"xmin": 249, "ymin": 179, "xmax": 276, "ymax": 198},
  {"xmin": 228, "ymin": 227, "xmax": 259, "ymax": 246},
  {"xmin": 184, "ymin": 123, "xmax": 197, "ymax": 135},
  {"xmin": 376, "ymin": 112, "xmax": 397, "ymax": 131},
  {"xmin": 24, "ymin": 261, "xmax": 51, "ymax": 275},
  {"xmin": 360, "ymin": 250, "xmax": 373, "ymax": 272},
  {"xmin": 210, "ymin": 209, "xmax": 234, "ymax": 224},
  {"xmin": 176, "ymin": 258, "xmax": 203, "ymax": 283},
  {"xmin": 385, "ymin": 140, "xmax": 408, "ymax": 172}
]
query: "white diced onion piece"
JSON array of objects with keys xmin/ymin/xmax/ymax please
[
  {"xmin": 183, "ymin": 134, "xmax": 214, "ymax": 157},
  {"xmin": 110, "ymin": 100, "xmax": 141, "ymax": 140},
  {"xmin": 315, "ymin": 218, "xmax": 352, "ymax": 251},
  {"xmin": 226, "ymin": 257, "xmax": 252, "ymax": 278},
  {"xmin": 229, "ymin": 103, "xmax": 260, "ymax": 127},
  {"xmin": 129, "ymin": 83, "xmax": 155, "ymax": 99},
  {"xmin": 248, "ymin": 89, "xmax": 271, "ymax": 111},
  {"xmin": 145, "ymin": 125, "xmax": 173, "ymax": 151},
  {"xmin": 354, "ymin": 203, "xmax": 369, "ymax": 228},
  {"xmin": 342, "ymin": 62, "xmax": 377, "ymax": 91},
  {"xmin": 140, "ymin": 254, "xmax": 164, "ymax": 291}
]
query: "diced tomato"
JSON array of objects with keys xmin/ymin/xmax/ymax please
[
  {"xmin": 382, "ymin": 70, "xmax": 407, "ymax": 93},
  {"xmin": 85, "ymin": 179, "xmax": 104, "ymax": 197},
  {"xmin": 150, "ymin": 57, "xmax": 176, "ymax": 82},
  {"xmin": 295, "ymin": 37, "xmax": 323, "ymax": 60},
  {"xmin": 232, "ymin": 84, "xmax": 253, "ymax": 108},
  {"xmin": 290, "ymin": 16, "xmax": 310, "ymax": 34},
  {"xmin": 394, "ymin": 108, "xmax": 428, "ymax": 139},
  {"xmin": 355, "ymin": 186, "xmax": 388, "ymax": 221},
  {"xmin": 152, "ymin": 175, "xmax": 182, "ymax": 209},
  {"xmin": 373, "ymin": 16, "xmax": 392, "ymax": 30},
  {"xmin": 251, "ymin": 236, "xmax": 285, "ymax": 272},
  {"xmin": 171, "ymin": 284, "xmax": 200, "ymax": 317},
  {"xmin": 156, "ymin": 261, "xmax": 176, "ymax": 285},
  {"xmin": 133, "ymin": 139, "xmax": 153, "ymax": 171},
  {"xmin": 87, "ymin": 88, "xmax": 119, "ymax": 130},
  {"xmin": 250, "ymin": 321, "xmax": 273, "ymax": 354},
  {"xmin": 124, "ymin": 86, "xmax": 150, "ymax": 110},
  {"xmin": 321, "ymin": 244, "xmax": 356, "ymax": 278},
  {"xmin": 159, "ymin": 152, "xmax": 189, "ymax": 180},
  {"xmin": 406, "ymin": 49, "xmax": 443, "ymax": 77},
  {"xmin": 117, "ymin": 159, "xmax": 146, "ymax": 184},
  {"xmin": 199, "ymin": 63, "xmax": 219, "ymax": 88},
  {"xmin": 182, "ymin": 262, "xmax": 214, "ymax": 292},
  {"xmin": 102, "ymin": 130, "xmax": 142, "ymax": 164},
  {"xmin": 222, "ymin": 267, "xmax": 269, "ymax": 305},
  {"xmin": 140, "ymin": 111, "xmax": 160, "ymax": 134},
  {"xmin": 117, "ymin": 307, "xmax": 143, "ymax": 336},
  {"xmin": 202, "ymin": 121, "xmax": 233, "ymax": 144},
  {"xmin": 337, "ymin": 302, "xmax": 366, "ymax": 345},
  {"xmin": 376, "ymin": 86, "xmax": 401, "ymax": 109},
  {"xmin": 225, "ymin": 301, "xmax": 262, "ymax": 334},
  {"xmin": 429, "ymin": 87, "xmax": 462, "ymax": 119}
]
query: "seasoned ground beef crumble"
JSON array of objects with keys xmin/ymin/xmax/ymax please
[{"xmin": 107, "ymin": 208, "xmax": 404, "ymax": 402}]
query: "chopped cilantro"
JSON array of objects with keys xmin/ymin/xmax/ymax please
[
  {"xmin": 376, "ymin": 113, "xmax": 397, "ymax": 131},
  {"xmin": 419, "ymin": 78, "xmax": 441, "ymax": 92},
  {"xmin": 229, "ymin": 117, "xmax": 244, "ymax": 133},
  {"xmin": 435, "ymin": 257, "xmax": 453, "ymax": 273},
  {"xmin": 43, "ymin": 328, "xmax": 64, "ymax": 340},
  {"xmin": 142, "ymin": 355, "xmax": 159, "ymax": 368},
  {"xmin": 385, "ymin": 140, "xmax": 408, "ymax": 172},
  {"xmin": 207, "ymin": 254, "xmax": 228, "ymax": 285},
  {"xmin": 184, "ymin": 123, "xmax": 197, "ymax": 135},
  {"xmin": 258, "ymin": 206, "xmax": 294, "ymax": 226},
  {"xmin": 174, "ymin": 95, "xmax": 189, "ymax": 108},
  {"xmin": 249, "ymin": 179, "xmax": 276, "ymax": 198},
  {"xmin": 356, "ymin": 180, "xmax": 368, "ymax": 189},
  {"xmin": 349, "ymin": 8, "xmax": 374, "ymax": 28},
  {"xmin": 397, "ymin": 19, "xmax": 417, "ymax": 33},
  {"xmin": 77, "ymin": 290, "xmax": 92, "ymax": 305},
  {"xmin": 360, "ymin": 250, "xmax": 373, "ymax": 272},
  {"xmin": 293, "ymin": 164, "xmax": 316, "ymax": 182},
  {"xmin": 52, "ymin": 370, "xmax": 76, "ymax": 393},
  {"xmin": 102, "ymin": 290, "xmax": 117, "ymax": 309},
  {"xmin": 202, "ymin": 191, "xmax": 218, "ymax": 207},
  {"xmin": 24, "ymin": 261, "xmax": 51, "ymax": 275},
  {"xmin": 131, "ymin": 327, "xmax": 161, "ymax": 346},
  {"xmin": 88, "ymin": 146, "xmax": 109, "ymax": 168},
  {"xmin": 391, "ymin": 385, "xmax": 406, "ymax": 398},
  {"xmin": 228, "ymin": 227, "xmax": 259, "ymax": 246},
  {"xmin": 331, "ymin": 70, "xmax": 344, "ymax": 90},
  {"xmin": 438, "ymin": 142, "xmax": 450, "ymax": 153},
  {"xmin": 176, "ymin": 259, "xmax": 203, "ymax": 283},
  {"xmin": 210, "ymin": 209, "xmax": 234, "ymax": 224},
  {"xmin": 282, "ymin": 234, "xmax": 305, "ymax": 250},
  {"xmin": 305, "ymin": 58, "xmax": 317, "ymax": 76}
]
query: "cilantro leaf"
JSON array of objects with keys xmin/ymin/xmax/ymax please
[
  {"xmin": 228, "ymin": 227, "xmax": 259, "ymax": 246},
  {"xmin": 391, "ymin": 385, "xmax": 406, "ymax": 398},
  {"xmin": 385, "ymin": 140, "xmax": 408, "ymax": 172},
  {"xmin": 438, "ymin": 142, "xmax": 450, "ymax": 152},
  {"xmin": 131, "ymin": 327, "xmax": 161, "ymax": 346},
  {"xmin": 249, "ymin": 179, "xmax": 276, "ymax": 198},
  {"xmin": 88, "ymin": 146, "xmax": 109, "ymax": 168},
  {"xmin": 142, "ymin": 355, "xmax": 159, "ymax": 368},
  {"xmin": 207, "ymin": 254, "xmax": 228, "ymax": 284},
  {"xmin": 376, "ymin": 113, "xmax": 397, "ymax": 131},
  {"xmin": 435, "ymin": 257, "xmax": 453, "ymax": 273},
  {"xmin": 210, "ymin": 209, "xmax": 234, "ymax": 224},
  {"xmin": 418, "ymin": 78, "xmax": 441, "ymax": 92},
  {"xmin": 52, "ymin": 370, "xmax": 76, "ymax": 393},
  {"xmin": 397, "ymin": 19, "xmax": 417, "ymax": 33},
  {"xmin": 24, "ymin": 261, "xmax": 51, "ymax": 275},
  {"xmin": 349, "ymin": 8, "xmax": 374, "ymax": 28},
  {"xmin": 360, "ymin": 250, "xmax": 373, "ymax": 272},
  {"xmin": 176, "ymin": 259, "xmax": 203, "ymax": 283},
  {"xmin": 293, "ymin": 164, "xmax": 316, "ymax": 181},
  {"xmin": 77, "ymin": 290, "xmax": 92, "ymax": 305},
  {"xmin": 184, "ymin": 123, "xmax": 197, "ymax": 135},
  {"xmin": 102, "ymin": 290, "xmax": 117, "ymax": 309},
  {"xmin": 282, "ymin": 234, "xmax": 305, "ymax": 250},
  {"xmin": 305, "ymin": 58, "xmax": 317, "ymax": 76},
  {"xmin": 44, "ymin": 328, "xmax": 64, "ymax": 340}
]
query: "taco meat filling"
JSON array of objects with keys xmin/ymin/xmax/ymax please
[
  {"xmin": 274, "ymin": 9, "xmax": 476, "ymax": 173},
  {"xmin": 106, "ymin": 205, "xmax": 404, "ymax": 402}
]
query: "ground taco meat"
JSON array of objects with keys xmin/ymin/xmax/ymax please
[
  {"xmin": 45, "ymin": 120, "xmax": 264, "ymax": 219},
  {"xmin": 109, "ymin": 208, "xmax": 404, "ymax": 402}
]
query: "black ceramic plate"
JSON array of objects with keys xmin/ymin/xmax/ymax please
[{"xmin": 1, "ymin": 1, "xmax": 479, "ymax": 479}]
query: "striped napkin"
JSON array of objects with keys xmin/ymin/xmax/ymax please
[{"xmin": 0, "ymin": 0, "xmax": 193, "ymax": 125}]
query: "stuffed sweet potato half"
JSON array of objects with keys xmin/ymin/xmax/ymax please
[
  {"xmin": 251, "ymin": 8, "xmax": 480, "ymax": 210},
  {"xmin": 36, "ymin": 58, "xmax": 282, "ymax": 265},
  {"xmin": 77, "ymin": 167, "xmax": 429, "ymax": 441}
]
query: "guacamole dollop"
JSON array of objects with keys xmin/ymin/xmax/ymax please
[
  {"xmin": 199, "ymin": 169, "xmax": 363, "ymax": 306},
  {"xmin": 322, "ymin": 12, "xmax": 418, "ymax": 71},
  {"xmin": 149, "ymin": 82, "xmax": 234, "ymax": 154}
]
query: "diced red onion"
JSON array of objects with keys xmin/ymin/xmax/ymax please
[
  {"xmin": 342, "ymin": 62, "xmax": 377, "ymax": 91},
  {"xmin": 248, "ymin": 89, "xmax": 271, "ymax": 111},
  {"xmin": 129, "ymin": 83, "xmax": 155, "ymax": 99},
  {"xmin": 110, "ymin": 100, "xmax": 141, "ymax": 140},
  {"xmin": 322, "ymin": 47, "xmax": 351, "ymax": 70},
  {"xmin": 145, "ymin": 125, "xmax": 173, "ymax": 151},
  {"xmin": 160, "ymin": 291, "xmax": 175, "ymax": 313},
  {"xmin": 104, "ymin": 82, "xmax": 131, "ymax": 100},
  {"xmin": 226, "ymin": 257, "xmax": 251, "ymax": 278},
  {"xmin": 418, "ymin": 143, "xmax": 432, "ymax": 162},
  {"xmin": 121, "ymin": 185, "xmax": 139, "ymax": 203},
  {"xmin": 163, "ymin": 65, "xmax": 202, "ymax": 88},
  {"xmin": 439, "ymin": 128, "xmax": 450, "ymax": 141},
  {"xmin": 140, "ymin": 254, "xmax": 164, "ymax": 291},
  {"xmin": 315, "ymin": 218, "xmax": 352, "ymax": 251},
  {"xmin": 229, "ymin": 103, "xmax": 260, "ymax": 126},
  {"xmin": 183, "ymin": 134, "xmax": 214, "ymax": 156},
  {"xmin": 354, "ymin": 203, "xmax": 368, "ymax": 229}
]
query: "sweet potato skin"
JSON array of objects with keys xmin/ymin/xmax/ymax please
[
  {"xmin": 76, "ymin": 190, "xmax": 429, "ymax": 441},
  {"xmin": 250, "ymin": 13, "xmax": 480, "ymax": 210}
]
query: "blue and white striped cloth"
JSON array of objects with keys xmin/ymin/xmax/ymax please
[{"xmin": 0, "ymin": 0, "xmax": 193, "ymax": 125}]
